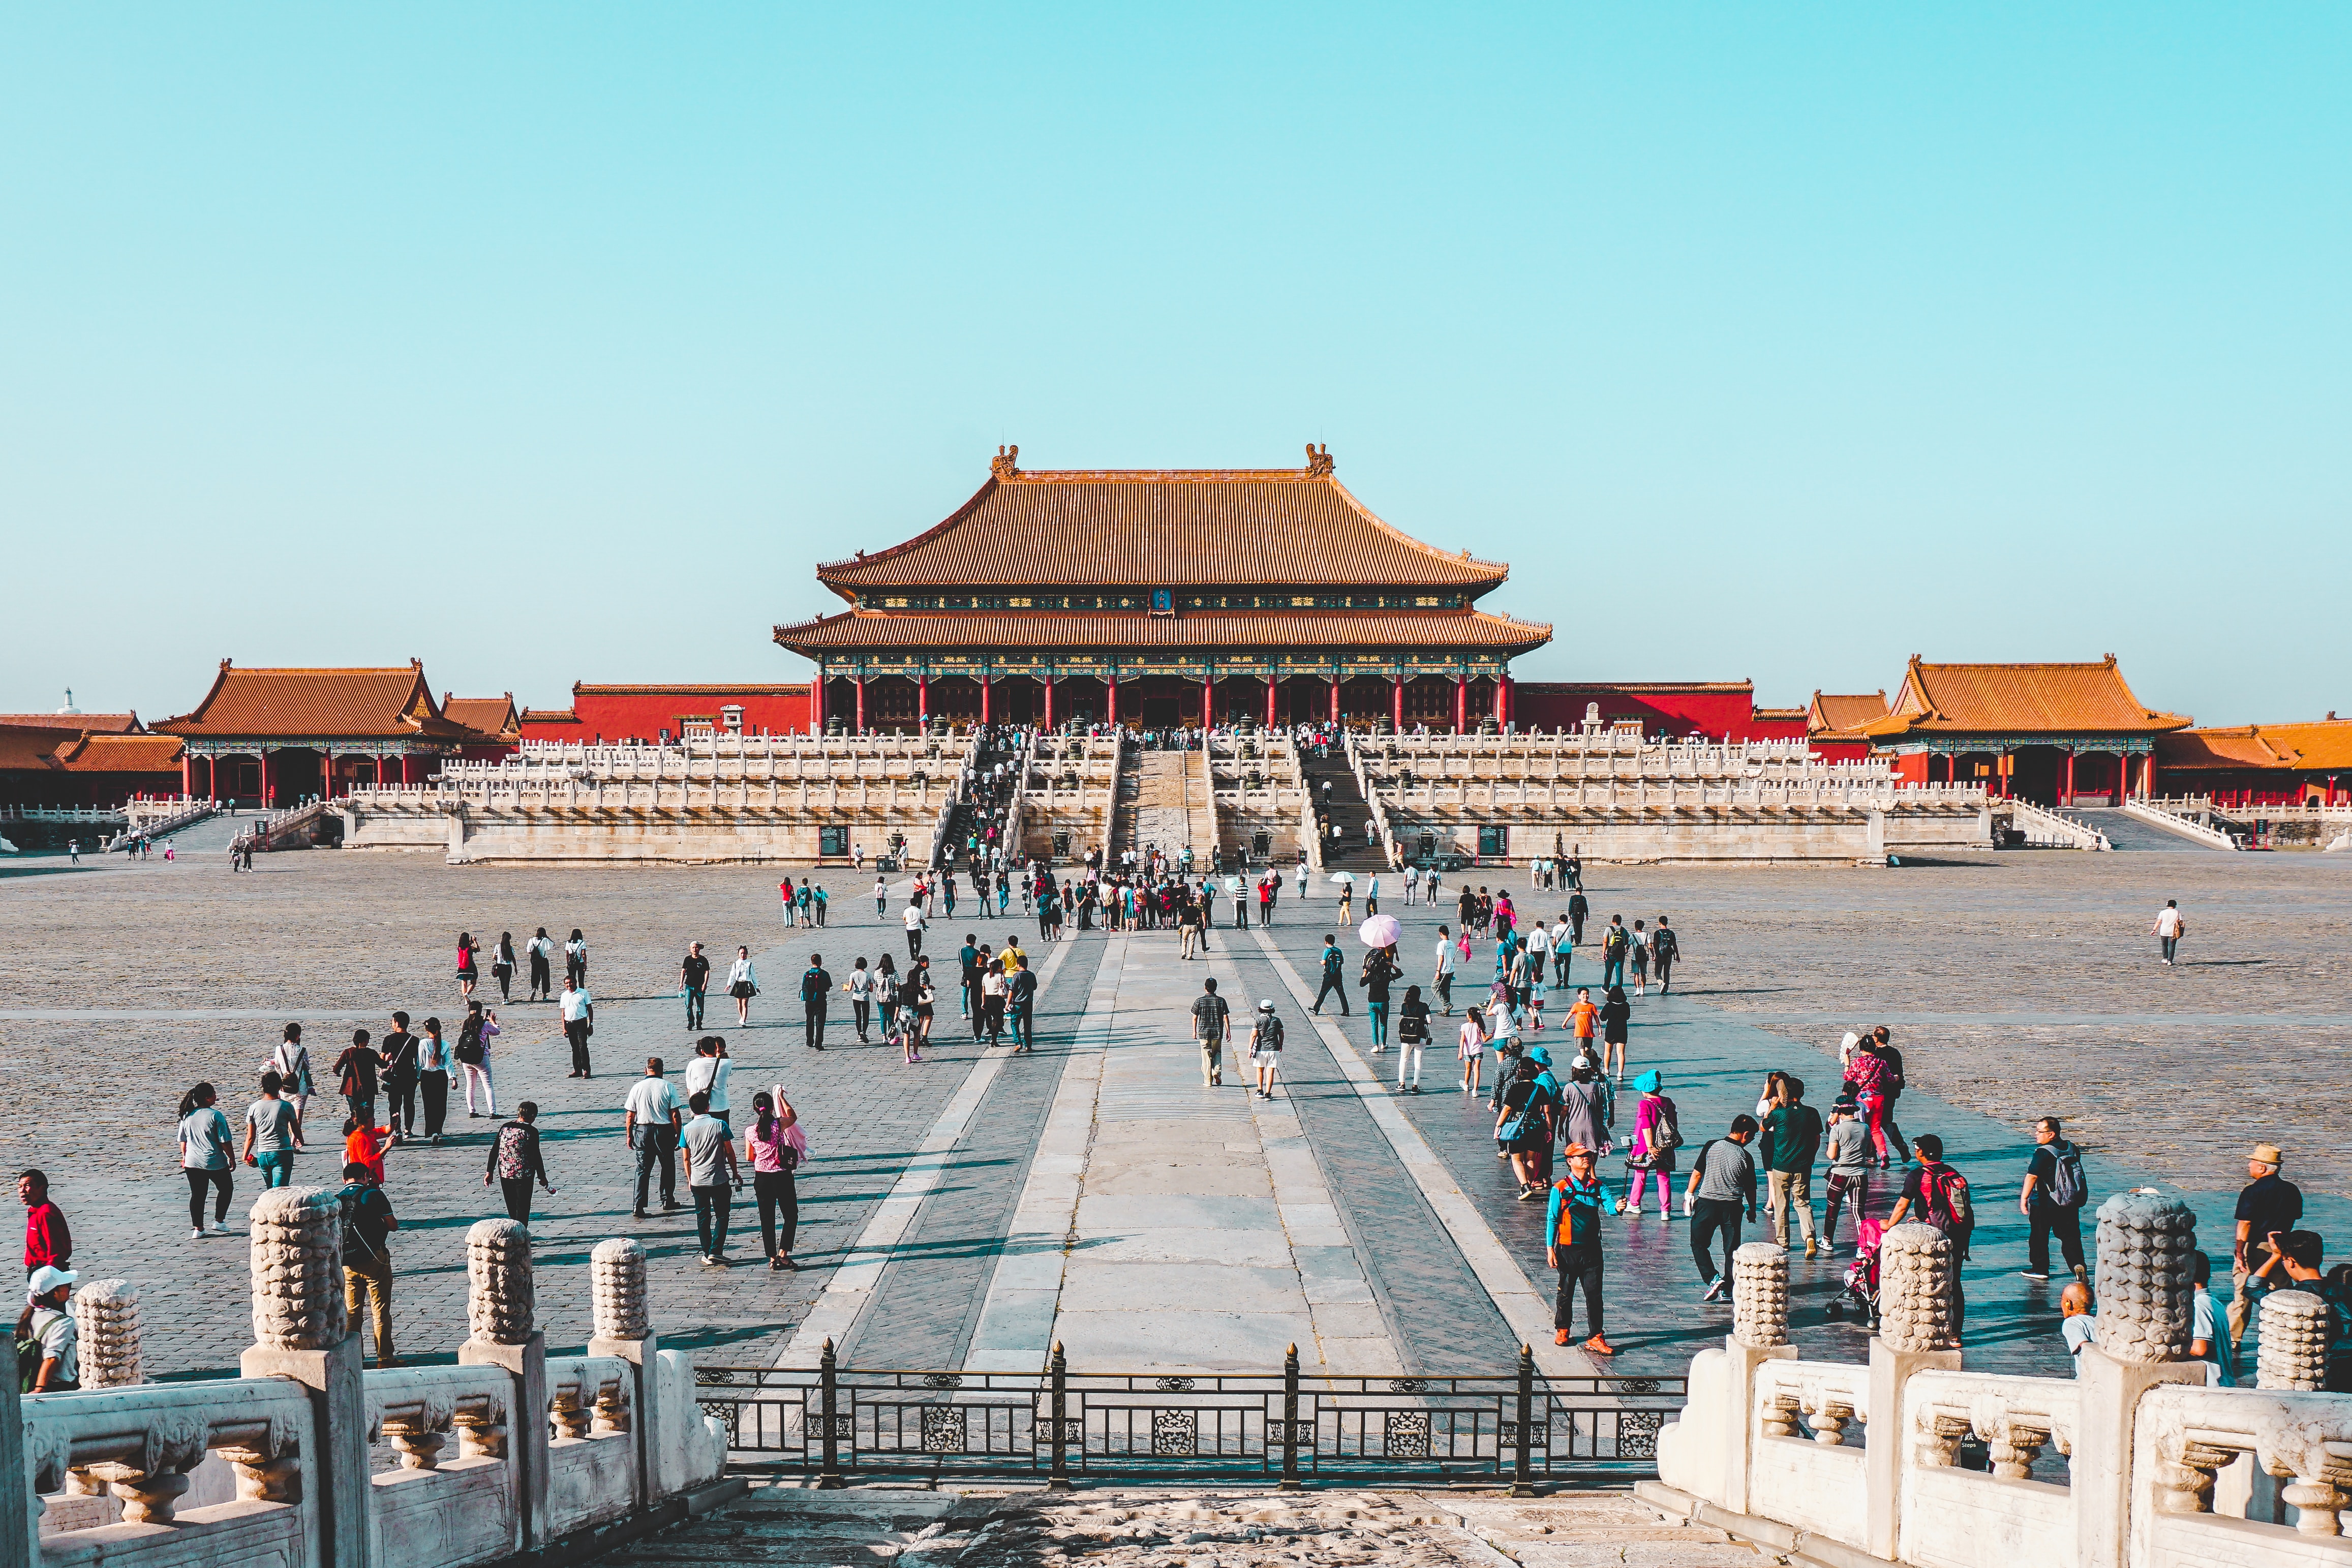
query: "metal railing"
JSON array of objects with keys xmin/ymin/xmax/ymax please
[{"xmin": 696, "ymin": 1345, "xmax": 1683, "ymax": 1490}]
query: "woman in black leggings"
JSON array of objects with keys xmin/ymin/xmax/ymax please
[
  {"xmin": 744, "ymin": 1089, "xmax": 801, "ymax": 1271},
  {"xmin": 176, "ymin": 1083, "xmax": 235, "ymax": 1237}
]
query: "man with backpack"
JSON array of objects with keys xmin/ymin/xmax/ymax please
[
  {"xmin": 339, "ymin": 1161, "xmax": 400, "ymax": 1368},
  {"xmin": 1888, "ymin": 1132, "xmax": 1973, "ymax": 1339},
  {"xmin": 1546, "ymin": 1144, "xmax": 1615, "ymax": 1355},
  {"xmin": 1650, "ymin": 916, "xmax": 1681, "ymax": 993},
  {"xmin": 800, "ymin": 954, "xmax": 833, "ymax": 1050},
  {"xmin": 1600, "ymin": 917, "xmax": 1630, "ymax": 990},
  {"xmin": 1312, "ymin": 936, "xmax": 1350, "ymax": 1015},
  {"xmin": 2019, "ymin": 1116, "xmax": 2090, "ymax": 1283}
]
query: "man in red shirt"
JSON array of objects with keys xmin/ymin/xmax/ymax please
[{"xmin": 21, "ymin": 1169, "xmax": 71, "ymax": 1277}]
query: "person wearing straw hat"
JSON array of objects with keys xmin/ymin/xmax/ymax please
[
  {"xmin": 1547, "ymin": 1144, "xmax": 1613, "ymax": 1354},
  {"xmin": 2227, "ymin": 1142, "xmax": 2302, "ymax": 1362}
]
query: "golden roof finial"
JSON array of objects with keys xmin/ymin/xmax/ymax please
[
  {"xmin": 991, "ymin": 444, "xmax": 1020, "ymax": 480},
  {"xmin": 1304, "ymin": 442, "xmax": 1334, "ymax": 477}
]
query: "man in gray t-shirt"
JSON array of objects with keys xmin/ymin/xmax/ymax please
[
  {"xmin": 1192, "ymin": 978, "xmax": 1232, "ymax": 1087},
  {"xmin": 241, "ymin": 1075, "xmax": 303, "ymax": 1190},
  {"xmin": 1822, "ymin": 1100, "xmax": 1873, "ymax": 1252},
  {"xmin": 680, "ymin": 1091, "xmax": 742, "ymax": 1266},
  {"xmin": 1683, "ymin": 1117, "xmax": 1759, "ymax": 1301}
]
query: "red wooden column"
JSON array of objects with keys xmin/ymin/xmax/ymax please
[
  {"xmin": 981, "ymin": 675, "xmax": 992, "ymax": 726},
  {"xmin": 2063, "ymin": 749, "xmax": 2076, "ymax": 806},
  {"xmin": 259, "ymin": 750, "xmax": 273, "ymax": 804},
  {"xmin": 180, "ymin": 751, "xmax": 193, "ymax": 798},
  {"xmin": 1494, "ymin": 675, "xmax": 1509, "ymax": 726},
  {"xmin": 1043, "ymin": 676, "xmax": 1055, "ymax": 730},
  {"xmin": 1454, "ymin": 676, "xmax": 1468, "ymax": 733},
  {"xmin": 811, "ymin": 667, "xmax": 827, "ymax": 735},
  {"xmin": 1265, "ymin": 675, "xmax": 1278, "ymax": 728},
  {"xmin": 1203, "ymin": 670, "xmax": 1215, "ymax": 729},
  {"xmin": 854, "ymin": 677, "xmax": 867, "ymax": 734},
  {"xmin": 1328, "ymin": 676, "xmax": 1340, "ymax": 725},
  {"xmin": 1105, "ymin": 673, "xmax": 1117, "ymax": 726},
  {"xmin": 1391, "ymin": 675, "xmax": 1404, "ymax": 731},
  {"xmin": 918, "ymin": 672, "xmax": 930, "ymax": 728}
]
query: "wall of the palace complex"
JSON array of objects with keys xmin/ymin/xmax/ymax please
[
  {"xmin": 1515, "ymin": 683, "xmax": 1807, "ymax": 743},
  {"xmin": 520, "ymin": 685, "xmax": 812, "ymax": 745}
]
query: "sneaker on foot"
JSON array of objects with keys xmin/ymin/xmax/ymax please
[
  {"xmin": 2020, "ymin": 1269, "xmax": 2051, "ymax": 1280},
  {"xmin": 1583, "ymin": 1335, "xmax": 1616, "ymax": 1356},
  {"xmin": 191, "ymin": 1227, "xmax": 205, "ymax": 1240},
  {"xmin": 1554, "ymin": 1328, "xmax": 1571, "ymax": 1346},
  {"xmin": 1805, "ymin": 1241, "xmax": 1819, "ymax": 1258}
]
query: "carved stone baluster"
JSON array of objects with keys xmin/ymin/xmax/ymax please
[
  {"xmin": 2093, "ymin": 1190, "xmax": 2196, "ymax": 1364},
  {"xmin": 1732, "ymin": 1244, "xmax": 1789, "ymax": 1348},
  {"xmin": 73, "ymin": 1279, "xmax": 143, "ymax": 1388},
  {"xmin": 1879, "ymin": 1224, "xmax": 1958, "ymax": 1352},
  {"xmin": 1804, "ymin": 1389, "xmax": 1853, "ymax": 1448},
  {"xmin": 2150, "ymin": 1436, "xmax": 2235, "ymax": 1514},
  {"xmin": 2281, "ymin": 1477, "xmax": 2346, "ymax": 1538},
  {"xmin": 2256, "ymin": 1290, "xmax": 2329, "ymax": 1391},
  {"xmin": 216, "ymin": 1445, "xmax": 302, "ymax": 1503},
  {"xmin": 381, "ymin": 1409, "xmax": 449, "ymax": 1471}
]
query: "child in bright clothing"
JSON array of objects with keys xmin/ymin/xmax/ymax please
[{"xmin": 344, "ymin": 1117, "xmax": 391, "ymax": 1184}]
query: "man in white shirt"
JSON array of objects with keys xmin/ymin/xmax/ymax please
[
  {"xmin": 903, "ymin": 901, "xmax": 927, "ymax": 958},
  {"xmin": 1432, "ymin": 926, "xmax": 1458, "ymax": 1015},
  {"xmin": 683, "ymin": 1038, "xmax": 732, "ymax": 1132},
  {"xmin": 560, "ymin": 980, "xmax": 595, "ymax": 1078},
  {"xmin": 2153, "ymin": 900, "xmax": 2184, "ymax": 965},
  {"xmin": 623, "ymin": 1058, "xmax": 684, "ymax": 1218}
]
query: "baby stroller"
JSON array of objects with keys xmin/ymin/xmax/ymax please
[{"xmin": 1824, "ymin": 1216, "xmax": 1883, "ymax": 1329}]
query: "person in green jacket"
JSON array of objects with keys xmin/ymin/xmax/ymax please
[{"xmin": 1761, "ymin": 1074, "xmax": 1824, "ymax": 1257}]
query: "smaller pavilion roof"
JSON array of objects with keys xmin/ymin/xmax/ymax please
[
  {"xmin": 1857, "ymin": 657, "xmax": 2188, "ymax": 741},
  {"xmin": 443, "ymin": 693, "xmax": 521, "ymax": 740},
  {"xmin": 157, "ymin": 660, "xmax": 483, "ymax": 741},
  {"xmin": 1808, "ymin": 690, "xmax": 1890, "ymax": 741},
  {"xmin": 2157, "ymin": 718, "xmax": 2352, "ymax": 774},
  {"xmin": 0, "ymin": 712, "xmax": 143, "ymax": 733},
  {"xmin": 46, "ymin": 733, "xmax": 185, "ymax": 773}
]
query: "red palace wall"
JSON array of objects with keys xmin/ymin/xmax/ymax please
[
  {"xmin": 520, "ymin": 685, "xmax": 811, "ymax": 745},
  {"xmin": 1514, "ymin": 682, "xmax": 1806, "ymax": 743}
]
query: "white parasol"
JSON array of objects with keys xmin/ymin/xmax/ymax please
[{"xmin": 1358, "ymin": 914, "xmax": 1401, "ymax": 948}]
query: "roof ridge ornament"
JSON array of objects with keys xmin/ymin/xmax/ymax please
[
  {"xmin": 1304, "ymin": 442, "xmax": 1334, "ymax": 477},
  {"xmin": 991, "ymin": 444, "xmax": 1019, "ymax": 480}
]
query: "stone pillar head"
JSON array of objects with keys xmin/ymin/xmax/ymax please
[
  {"xmin": 591, "ymin": 1237, "xmax": 650, "ymax": 1342},
  {"xmin": 72, "ymin": 1278, "xmax": 142, "ymax": 1388},
  {"xmin": 2092, "ymin": 1189, "xmax": 2196, "ymax": 1363},
  {"xmin": 250, "ymin": 1186, "xmax": 347, "ymax": 1349},
  {"xmin": 1879, "ymin": 1223, "xmax": 1958, "ymax": 1352},
  {"xmin": 466, "ymin": 1217, "xmax": 536, "ymax": 1346},
  {"xmin": 2256, "ymin": 1289, "xmax": 2329, "ymax": 1390},
  {"xmin": 1731, "ymin": 1242, "xmax": 1789, "ymax": 1347}
]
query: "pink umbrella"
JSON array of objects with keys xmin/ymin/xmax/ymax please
[{"xmin": 1358, "ymin": 914, "xmax": 1401, "ymax": 948}]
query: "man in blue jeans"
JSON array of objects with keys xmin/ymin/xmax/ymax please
[
  {"xmin": 1600, "ymin": 917, "xmax": 1630, "ymax": 990},
  {"xmin": 680, "ymin": 942, "xmax": 710, "ymax": 1031},
  {"xmin": 1006, "ymin": 955, "xmax": 1038, "ymax": 1053},
  {"xmin": 241, "ymin": 1071, "xmax": 303, "ymax": 1189}
]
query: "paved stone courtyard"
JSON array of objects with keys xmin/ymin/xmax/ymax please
[{"xmin": 2, "ymin": 833, "xmax": 2343, "ymax": 1392}]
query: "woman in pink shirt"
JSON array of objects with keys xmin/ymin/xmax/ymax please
[{"xmin": 743, "ymin": 1087, "xmax": 806, "ymax": 1272}]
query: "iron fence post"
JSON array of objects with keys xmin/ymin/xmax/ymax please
[
  {"xmin": 818, "ymin": 1338, "xmax": 844, "ymax": 1489},
  {"xmin": 1047, "ymin": 1341, "xmax": 1072, "ymax": 1491},
  {"xmin": 1280, "ymin": 1342, "xmax": 1302, "ymax": 1491},
  {"xmin": 1510, "ymin": 1343, "xmax": 1535, "ymax": 1496}
]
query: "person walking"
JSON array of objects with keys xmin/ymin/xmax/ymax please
[
  {"xmin": 1600, "ymin": 917, "xmax": 1629, "ymax": 990},
  {"xmin": 846, "ymin": 958, "xmax": 876, "ymax": 1042},
  {"xmin": 241, "ymin": 1072, "xmax": 303, "ymax": 1188},
  {"xmin": 1567, "ymin": 888, "xmax": 1589, "ymax": 949},
  {"xmin": 1761, "ymin": 1075, "xmax": 1823, "ymax": 1257},
  {"xmin": 1559, "ymin": 1054, "xmax": 1612, "ymax": 1155},
  {"xmin": 1628, "ymin": 920, "xmax": 1649, "ymax": 998},
  {"xmin": 456, "ymin": 932, "xmax": 481, "ymax": 999},
  {"xmin": 457, "ymin": 1002, "xmax": 499, "ymax": 1118},
  {"xmin": 1684, "ymin": 1116, "xmax": 1760, "ymax": 1301},
  {"xmin": 1598, "ymin": 985, "xmax": 1631, "ymax": 1084},
  {"xmin": 1886, "ymin": 1132, "xmax": 1975, "ymax": 1339},
  {"xmin": 875, "ymin": 875, "xmax": 890, "ymax": 919},
  {"xmin": 1007, "ymin": 954, "xmax": 1038, "ymax": 1053},
  {"xmin": 1651, "ymin": 916, "xmax": 1679, "ymax": 993},
  {"xmin": 681, "ymin": 1091, "xmax": 742, "ymax": 1266},
  {"xmin": 1495, "ymin": 1057, "xmax": 1553, "ymax": 1200},
  {"xmin": 1248, "ymin": 1000, "xmax": 1286, "ymax": 1099},
  {"xmin": 559, "ymin": 977, "xmax": 596, "ymax": 1079},
  {"xmin": 415, "ymin": 1018, "xmax": 452, "ymax": 1143},
  {"xmin": 1432, "ymin": 925, "xmax": 1457, "ymax": 1015},
  {"xmin": 980, "ymin": 960, "xmax": 1009, "ymax": 1047},
  {"xmin": 484, "ymin": 1102, "xmax": 553, "ymax": 1224},
  {"xmin": 22, "ymin": 1266, "xmax": 80, "ymax": 1391},
  {"xmin": 2019, "ymin": 1116, "xmax": 2091, "ymax": 1283},
  {"xmin": 1457, "ymin": 1002, "xmax": 1487, "ymax": 1095},
  {"xmin": 798, "ymin": 952, "xmax": 831, "ymax": 1049},
  {"xmin": 903, "ymin": 899, "xmax": 927, "ymax": 958},
  {"xmin": 564, "ymin": 929, "xmax": 588, "ymax": 990},
  {"xmin": 1395, "ymin": 983, "xmax": 1431, "ymax": 1093},
  {"xmin": 339, "ymin": 1159, "xmax": 399, "ymax": 1368},
  {"xmin": 1820, "ymin": 1098, "xmax": 1872, "ymax": 1252},
  {"xmin": 1360, "ymin": 944, "xmax": 1400, "ymax": 1053},
  {"xmin": 1620, "ymin": 1070, "xmax": 1679, "ymax": 1217},
  {"xmin": 745, "ymin": 1088, "xmax": 803, "ymax": 1270},
  {"xmin": 624, "ymin": 1058, "xmax": 684, "ymax": 1219},
  {"xmin": 177, "ymin": 1084, "xmax": 236, "ymax": 1238},
  {"xmin": 1550, "ymin": 915, "xmax": 1573, "ymax": 987},
  {"xmin": 1312, "ymin": 935, "xmax": 1350, "ymax": 1014},
  {"xmin": 527, "ymin": 928, "xmax": 556, "ymax": 1002},
  {"xmin": 268, "ymin": 1024, "xmax": 315, "ymax": 1128},
  {"xmin": 334, "ymin": 1029, "xmax": 379, "ymax": 1130},
  {"xmin": 681, "ymin": 942, "xmax": 711, "ymax": 1031},
  {"xmin": 1547, "ymin": 1143, "xmax": 1615, "ymax": 1354},
  {"xmin": 684, "ymin": 1037, "xmax": 734, "ymax": 1133},
  {"xmin": 379, "ymin": 1012, "xmax": 421, "ymax": 1144},
  {"xmin": 2154, "ymin": 899, "xmax": 2185, "ymax": 965},
  {"xmin": 491, "ymin": 932, "xmax": 516, "ymax": 1002},
  {"xmin": 1193, "ymin": 975, "xmax": 1231, "ymax": 1087}
]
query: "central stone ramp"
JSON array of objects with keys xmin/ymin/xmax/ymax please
[{"xmin": 595, "ymin": 1484, "xmax": 1764, "ymax": 1566}]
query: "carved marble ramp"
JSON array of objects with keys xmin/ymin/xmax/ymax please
[{"xmin": 596, "ymin": 1483, "xmax": 1763, "ymax": 1566}]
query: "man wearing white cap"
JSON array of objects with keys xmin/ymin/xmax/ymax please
[
  {"xmin": 1249, "ymin": 1001, "xmax": 1286, "ymax": 1100},
  {"xmin": 24, "ymin": 1265, "xmax": 79, "ymax": 1392}
]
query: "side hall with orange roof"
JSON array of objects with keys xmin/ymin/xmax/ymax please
[
  {"xmin": 0, "ymin": 726, "xmax": 184, "ymax": 809},
  {"xmin": 1806, "ymin": 690, "xmax": 1890, "ymax": 762},
  {"xmin": 1856, "ymin": 655, "xmax": 2190, "ymax": 805},
  {"xmin": 2155, "ymin": 716, "xmax": 2352, "ymax": 806},
  {"xmin": 154, "ymin": 659, "xmax": 507, "ymax": 807}
]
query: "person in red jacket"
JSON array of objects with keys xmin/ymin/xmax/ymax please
[{"xmin": 21, "ymin": 1170, "xmax": 71, "ymax": 1278}]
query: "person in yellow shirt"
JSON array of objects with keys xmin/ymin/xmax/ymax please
[{"xmin": 998, "ymin": 936, "xmax": 1026, "ymax": 974}]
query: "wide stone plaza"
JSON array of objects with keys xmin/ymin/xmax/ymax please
[{"xmin": 4, "ymin": 821, "xmax": 2342, "ymax": 1392}]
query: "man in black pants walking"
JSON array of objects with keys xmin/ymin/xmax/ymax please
[
  {"xmin": 1650, "ymin": 916, "xmax": 1679, "ymax": 994},
  {"xmin": 800, "ymin": 954, "xmax": 833, "ymax": 1050},
  {"xmin": 1311, "ymin": 935, "xmax": 1350, "ymax": 1014},
  {"xmin": 1547, "ymin": 1144, "xmax": 1615, "ymax": 1354},
  {"xmin": 680, "ymin": 942, "xmax": 710, "ymax": 1031},
  {"xmin": 1684, "ymin": 1116, "xmax": 1759, "ymax": 1303},
  {"xmin": 2019, "ymin": 1117, "xmax": 2090, "ymax": 1282}
]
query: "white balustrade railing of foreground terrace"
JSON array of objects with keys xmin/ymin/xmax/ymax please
[
  {"xmin": 7, "ymin": 1202, "xmax": 729, "ymax": 1568},
  {"xmin": 346, "ymin": 775, "xmax": 949, "ymax": 815},
  {"xmin": 1648, "ymin": 1195, "xmax": 2352, "ymax": 1568},
  {"xmin": 1370, "ymin": 778, "xmax": 1987, "ymax": 814}
]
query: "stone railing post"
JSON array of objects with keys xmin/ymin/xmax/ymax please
[
  {"xmin": 1716, "ymin": 1241, "xmax": 1796, "ymax": 1515},
  {"xmin": 2078, "ymin": 1190, "xmax": 2204, "ymax": 1568},
  {"xmin": 2255, "ymin": 1289, "xmax": 2329, "ymax": 1391},
  {"xmin": 1866, "ymin": 1222, "xmax": 1963, "ymax": 1561},
  {"xmin": 241, "ymin": 1185, "xmax": 374, "ymax": 1568},
  {"xmin": 1, "ymin": 1320, "xmax": 26, "ymax": 1568},
  {"xmin": 586, "ymin": 1237, "xmax": 659, "ymax": 1511},
  {"xmin": 457, "ymin": 1218, "xmax": 546, "ymax": 1551},
  {"xmin": 72, "ymin": 1280, "xmax": 142, "ymax": 1389}
]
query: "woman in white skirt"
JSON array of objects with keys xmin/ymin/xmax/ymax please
[{"xmin": 726, "ymin": 945, "xmax": 758, "ymax": 1026}]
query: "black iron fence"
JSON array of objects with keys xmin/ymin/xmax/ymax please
[{"xmin": 694, "ymin": 1342, "xmax": 1683, "ymax": 1490}]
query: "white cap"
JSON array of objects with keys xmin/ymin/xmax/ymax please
[
  {"xmin": 1259, "ymin": 1000, "xmax": 1277, "ymax": 1012},
  {"xmin": 27, "ymin": 1265, "xmax": 76, "ymax": 1299}
]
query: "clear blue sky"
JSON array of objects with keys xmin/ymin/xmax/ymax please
[{"xmin": 6, "ymin": 6, "xmax": 2346, "ymax": 725}]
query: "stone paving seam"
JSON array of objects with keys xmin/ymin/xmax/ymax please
[
  {"xmin": 771, "ymin": 933, "xmax": 1087, "ymax": 1370},
  {"xmin": 1243, "ymin": 925, "xmax": 1599, "ymax": 1380}
]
